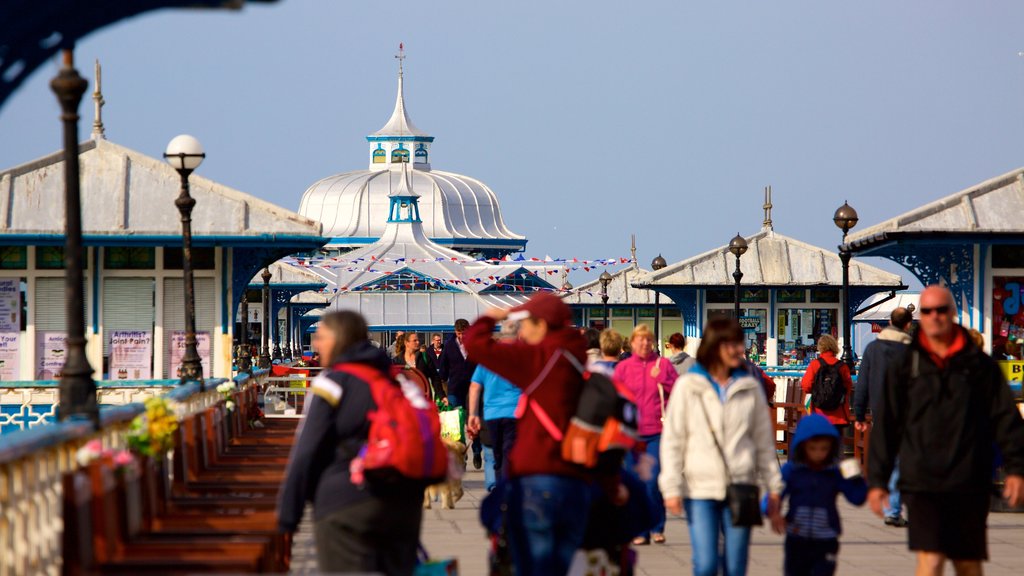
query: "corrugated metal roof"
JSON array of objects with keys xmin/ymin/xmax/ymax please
[
  {"xmin": 0, "ymin": 139, "xmax": 323, "ymax": 240},
  {"xmin": 563, "ymin": 265, "xmax": 676, "ymax": 305},
  {"xmin": 848, "ymin": 167, "xmax": 1024, "ymax": 242},
  {"xmin": 634, "ymin": 229, "xmax": 903, "ymax": 288}
]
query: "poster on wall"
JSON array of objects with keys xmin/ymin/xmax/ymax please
[
  {"xmin": 0, "ymin": 332, "xmax": 20, "ymax": 380},
  {"xmin": 0, "ymin": 278, "xmax": 21, "ymax": 332},
  {"xmin": 170, "ymin": 331, "xmax": 211, "ymax": 379},
  {"xmin": 109, "ymin": 330, "xmax": 152, "ymax": 380},
  {"xmin": 35, "ymin": 331, "xmax": 67, "ymax": 380}
]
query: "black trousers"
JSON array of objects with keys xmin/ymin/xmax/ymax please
[
  {"xmin": 486, "ymin": 417, "xmax": 518, "ymax": 478},
  {"xmin": 784, "ymin": 535, "xmax": 839, "ymax": 576},
  {"xmin": 314, "ymin": 497, "xmax": 423, "ymax": 576}
]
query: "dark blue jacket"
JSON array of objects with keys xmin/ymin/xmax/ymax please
[
  {"xmin": 853, "ymin": 326, "xmax": 911, "ymax": 422},
  {"xmin": 277, "ymin": 341, "xmax": 419, "ymax": 532},
  {"xmin": 439, "ymin": 336, "xmax": 476, "ymax": 405},
  {"xmin": 779, "ymin": 414, "xmax": 867, "ymax": 539}
]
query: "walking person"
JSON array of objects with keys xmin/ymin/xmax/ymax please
[
  {"xmin": 868, "ymin": 285, "xmax": 1024, "ymax": 576},
  {"xmin": 464, "ymin": 293, "xmax": 592, "ymax": 576},
  {"xmin": 428, "ymin": 333, "xmax": 444, "ymax": 372},
  {"xmin": 659, "ymin": 318, "xmax": 784, "ymax": 576},
  {"xmin": 589, "ymin": 328, "xmax": 624, "ymax": 375},
  {"xmin": 853, "ymin": 306, "xmax": 913, "ymax": 527},
  {"xmin": 392, "ymin": 332, "xmax": 445, "ymax": 402},
  {"xmin": 278, "ymin": 311, "xmax": 423, "ymax": 576},
  {"xmin": 775, "ymin": 414, "xmax": 868, "ymax": 576},
  {"xmin": 800, "ymin": 335, "xmax": 853, "ymax": 434},
  {"xmin": 665, "ymin": 332, "xmax": 696, "ymax": 376},
  {"xmin": 466, "ymin": 319, "xmax": 522, "ymax": 485},
  {"xmin": 440, "ymin": 318, "xmax": 481, "ymax": 468},
  {"xmin": 614, "ymin": 324, "xmax": 678, "ymax": 545}
]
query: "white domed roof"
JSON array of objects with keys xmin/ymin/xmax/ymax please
[
  {"xmin": 297, "ymin": 52, "xmax": 526, "ymax": 256},
  {"xmin": 298, "ymin": 165, "xmax": 525, "ymax": 252}
]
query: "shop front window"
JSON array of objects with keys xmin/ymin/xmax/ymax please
[
  {"xmin": 777, "ymin": 308, "xmax": 838, "ymax": 367},
  {"xmin": 992, "ymin": 276, "xmax": 1024, "ymax": 360},
  {"xmin": 707, "ymin": 308, "xmax": 767, "ymax": 364}
]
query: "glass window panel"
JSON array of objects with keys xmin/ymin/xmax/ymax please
[
  {"xmin": 776, "ymin": 288, "xmax": 806, "ymax": 303},
  {"xmin": 164, "ymin": 247, "xmax": 216, "ymax": 270},
  {"xmin": 810, "ymin": 288, "xmax": 840, "ymax": 303},
  {"xmin": 776, "ymin": 308, "xmax": 839, "ymax": 367},
  {"xmin": 637, "ymin": 307, "xmax": 656, "ymax": 318},
  {"xmin": 992, "ymin": 276, "xmax": 1024, "ymax": 359},
  {"xmin": 104, "ymin": 247, "xmax": 155, "ymax": 270},
  {"xmin": 661, "ymin": 308, "xmax": 682, "ymax": 317},
  {"xmin": 0, "ymin": 247, "xmax": 27, "ymax": 270},
  {"xmin": 993, "ymin": 245, "xmax": 1024, "ymax": 268},
  {"xmin": 611, "ymin": 307, "xmax": 633, "ymax": 318},
  {"xmin": 706, "ymin": 307, "xmax": 768, "ymax": 363}
]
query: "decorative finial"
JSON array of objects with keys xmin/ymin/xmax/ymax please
[
  {"xmin": 91, "ymin": 59, "xmax": 105, "ymax": 140},
  {"xmin": 395, "ymin": 42, "xmax": 405, "ymax": 77},
  {"xmin": 630, "ymin": 234, "xmax": 637, "ymax": 266},
  {"xmin": 762, "ymin": 185, "xmax": 773, "ymax": 231}
]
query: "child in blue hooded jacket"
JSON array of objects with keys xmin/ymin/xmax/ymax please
[{"xmin": 773, "ymin": 414, "xmax": 867, "ymax": 576}]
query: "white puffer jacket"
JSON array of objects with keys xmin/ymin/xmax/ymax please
[{"xmin": 658, "ymin": 368, "xmax": 784, "ymax": 501}]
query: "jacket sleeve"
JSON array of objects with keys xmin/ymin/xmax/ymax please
[
  {"xmin": 853, "ymin": 347, "xmax": 872, "ymax": 422},
  {"xmin": 839, "ymin": 473, "xmax": 869, "ymax": 506},
  {"xmin": 752, "ymin": 382, "xmax": 784, "ymax": 495},
  {"xmin": 841, "ymin": 362, "xmax": 854, "ymax": 417},
  {"xmin": 438, "ymin": 346, "xmax": 450, "ymax": 382},
  {"xmin": 658, "ymin": 376, "xmax": 689, "ymax": 500},
  {"xmin": 419, "ymin": 355, "xmax": 445, "ymax": 401},
  {"xmin": 464, "ymin": 316, "xmax": 546, "ymax": 389},
  {"xmin": 277, "ymin": 395, "xmax": 336, "ymax": 532},
  {"xmin": 801, "ymin": 361, "xmax": 817, "ymax": 394},
  {"xmin": 660, "ymin": 359, "xmax": 679, "ymax": 394},
  {"xmin": 867, "ymin": 357, "xmax": 907, "ymax": 489},
  {"xmin": 987, "ymin": 358, "xmax": 1024, "ymax": 477}
]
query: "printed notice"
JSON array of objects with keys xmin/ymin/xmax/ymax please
[
  {"xmin": 109, "ymin": 330, "xmax": 152, "ymax": 380},
  {"xmin": 170, "ymin": 331, "xmax": 211, "ymax": 379}
]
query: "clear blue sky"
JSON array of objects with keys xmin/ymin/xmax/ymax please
[{"xmin": 2, "ymin": 1, "xmax": 1022, "ymax": 284}]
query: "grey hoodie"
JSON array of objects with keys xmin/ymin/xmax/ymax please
[{"xmin": 669, "ymin": 351, "xmax": 696, "ymax": 376}]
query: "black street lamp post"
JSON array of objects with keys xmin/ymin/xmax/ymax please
[
  {"xmin": 52, "ymin": 49, "xmax": 98, "ymax": 424},
  {"xmin": 236, "ymin": 293, "xmax": 252, "ymax": 374},
  {"xmin": 651, "ymin": 254, "xmax": 667, "ymax": 352},
  {"xmin": 728, "ymin": 234, "xmax": 748, "ymax": 319},
  {"xmin": 283, "ymin": 303, "xmax": 292, "ymax": 361},
  {"xmin": 164, "ymin": 134, "xmax": 205, "ymax": 387},
  {"xmin": 599, "ymin": 270, "xmax": 612, "ymax": 329},
  {"xmin": 834, "ymin": 201, "xmax": 860, "ymax": 372},
  {"xmin": 259, "ymin": 268, "xmax": 272, "ymax": 368}
]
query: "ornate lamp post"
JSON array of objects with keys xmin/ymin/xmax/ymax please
[
  {"xmin": 164, "ymin": 134, "xmax": 205, "ymax": 387},
  {"xmin": 259, "ymin": 267, "xmax": 272, "ymax": 368},
  {"xmin": 834, "ymin": 201, "xmax": 860, "ymax": 372},
  {"xmin": 236, "ymin": 292, "xmax": 252, "ymax": 374},
  {"xmin": 728, "ymin": 234, "xmax": 748, "ymax": 319},
  {"xmin": 599, "ymin": 270, "xmax": 613, "ymax": 329},
  {"xmin": 651, "ymin": 254, "xmax": 667, "ymax": 352},
  {"xmin": 283, "ymin": 302, "xmax": 292, "ymax": 361},
  {"xmin": 52, "ymin": 50, "xmax": 98, "ymax": 423}
]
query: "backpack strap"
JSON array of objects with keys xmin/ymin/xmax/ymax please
[{"xmin": 512, "ymin": 350, "xmax": 572, "ymax": 442}]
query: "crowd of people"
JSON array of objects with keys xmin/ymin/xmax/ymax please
[{"xmin": 277, "ymin": 285, "xmax": 1024, "ymax": 576}]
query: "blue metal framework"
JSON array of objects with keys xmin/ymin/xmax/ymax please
[
  {"xmin": 482, "ymin": 268, "xmax": 555, "ymax": 293},
  {"xmin": 0, "ymin": 1, "xmax": 278, "ymax": 110},
  {"xmin": 354, "ymin": 268, "xmax": 456, "ymax": 292}
]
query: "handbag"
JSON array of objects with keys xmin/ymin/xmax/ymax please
[{"xmin": 696, "ymin": 395, "xmax": 763, "ymax": 527}]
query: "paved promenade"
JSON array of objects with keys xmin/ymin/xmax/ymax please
[{"xmin": 291, "ymin": 468, "xmax": 1024, "ymax": 575}]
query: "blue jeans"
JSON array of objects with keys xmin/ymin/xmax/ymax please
[
  {"xmin": 484, "ymin": 446, "xmax": 496, "ymax": 491},
  {"xmin": 885, "ymin": 462, "xmax": 902, "ymax": 518},
  {"xmin": 507, "ymin": 475, "xmax": 591, "ymax": 576},
  {"xmin": 626, "ymin": 434, "xmax": 666, "ymax": 536},
  {"xmin": 684, "ymin": 498, "xmax": 752, "ymax": 576}
]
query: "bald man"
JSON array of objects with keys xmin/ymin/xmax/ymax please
[{"xmin": 868, "ymin": 285, "xmax": 1024, "ymax": 576}]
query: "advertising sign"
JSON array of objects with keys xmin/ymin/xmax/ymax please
[
  {"xmin": 738, "ymin": 316, "xmax": 760, "ymax": 331},
  {"xmin": 35, "ymin": 331, "xmax": 67, "ymax": 380},
  {"xmin": 170, "ymin": 331, "xmax": 211, "ymax": 379},
  {"xmin": 109, "ymin": 330, "xmax": 152, "ymax": 380},
  {"xmin": 0, "ymin": 278, "xmax": 20, "ymax": 332},
  {"xmin": 0, "ymin": 332, "xmax": 19, "ymax": 380}
]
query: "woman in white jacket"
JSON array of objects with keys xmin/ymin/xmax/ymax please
[{"xmin": 659, "ymin": 318, "xmax": 784, "ymax": 576}]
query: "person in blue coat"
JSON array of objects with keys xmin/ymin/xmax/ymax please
[{"xmin": 772, "ymin": 414, "xmax": 868, "ymax": 576}]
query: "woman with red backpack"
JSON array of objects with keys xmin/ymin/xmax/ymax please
[
  {"xmin": 800, "ymin": 334, "xmax": 854, "ymax": 434},
  {"xmin": 277, "ymin": 311, "xmax": 425, "ymax": 576}
]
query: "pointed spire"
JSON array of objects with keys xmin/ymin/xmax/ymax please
[
  {"xmin": 391, "ymin": 161, "xmax": 418, "ymax": 197},
  {"xmin": 91, "ymin": 59, "xmax": 105, "ymax": 140},
  {"xmin": 762, "ymin": 185, "xmax": 773, "ymax": 231},
  {"xmin": 374, "ymin": 43, "xmax": 428, "ymax": 137},
  {"xmin": 630, "ymin": 234, "xmax": 638, "ymax": 267}
]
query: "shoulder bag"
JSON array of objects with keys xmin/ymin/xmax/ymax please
[{"xmin": 696, "ymin": 392, "xmax": 763, "ymax": 527}]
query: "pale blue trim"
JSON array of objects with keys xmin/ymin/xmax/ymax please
[
  {"xmin": 365, "ymin": 135, "xmax": 435, "ymax": 143},
  {"xmin": 326, "ymin": 236, "xmax": 526, "ymax": 248},
  {"xmin": 0, "ymin": 234, "xmax": 327, "ymax": 248}
]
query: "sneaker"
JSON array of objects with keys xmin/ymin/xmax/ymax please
[
  {"xmin": 473, "ymin": 453, "xmax": 483, "ymax": 470},
  {"xmin": 884, "ymin": 515, "xmax": 908, "ymax": 527}
]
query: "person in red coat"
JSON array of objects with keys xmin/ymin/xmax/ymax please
[
  {"xmin": 463, "ymin": 292, "xmax": 592, "ymax": 576},
  {"xmin": 800, "ymin": 334, "xmax": 853, "ymax": 434}
]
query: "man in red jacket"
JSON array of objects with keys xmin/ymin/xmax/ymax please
[{"xmin": 464, "ymin": 292, "xmax": 592, "ymax": 576}]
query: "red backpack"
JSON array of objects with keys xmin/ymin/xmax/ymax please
[{"xmin": 334, "ymin": 363, "xmax": 448, "ymax": 485}]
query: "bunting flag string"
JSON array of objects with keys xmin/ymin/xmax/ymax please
[{"xmin": 283, "ymin": 255, "xmax": 636, "ymax": 270}]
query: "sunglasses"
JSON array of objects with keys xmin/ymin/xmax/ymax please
[{"xmin": 919, "ymin": 305, "xmax": 951, "ymax": 316}]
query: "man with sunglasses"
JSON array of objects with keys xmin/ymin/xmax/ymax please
[{"xmin": 868, "ymin": 285, "xmax": 1024, "ymax": 576}]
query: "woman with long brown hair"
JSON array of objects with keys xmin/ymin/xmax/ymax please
[
  {"xmin": 278, "ymin": 311, "xmax": 423, "ymax": 575},
  {"xmin": 393, "ymin": 332, "xmax": 444, "ymax": 402}
]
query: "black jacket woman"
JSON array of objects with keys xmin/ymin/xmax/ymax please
[
  {"xmin": 392, "ymin": 332, "xmax": 445, "ymax": 402},
  {"xmin": 277, "ymin": 311, "xmax": 423, "ymax": 576}
]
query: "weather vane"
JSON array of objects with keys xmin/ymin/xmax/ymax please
[{"xmin": 396, "ymin": 42, "xmax": 405, "ymax": 75}]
